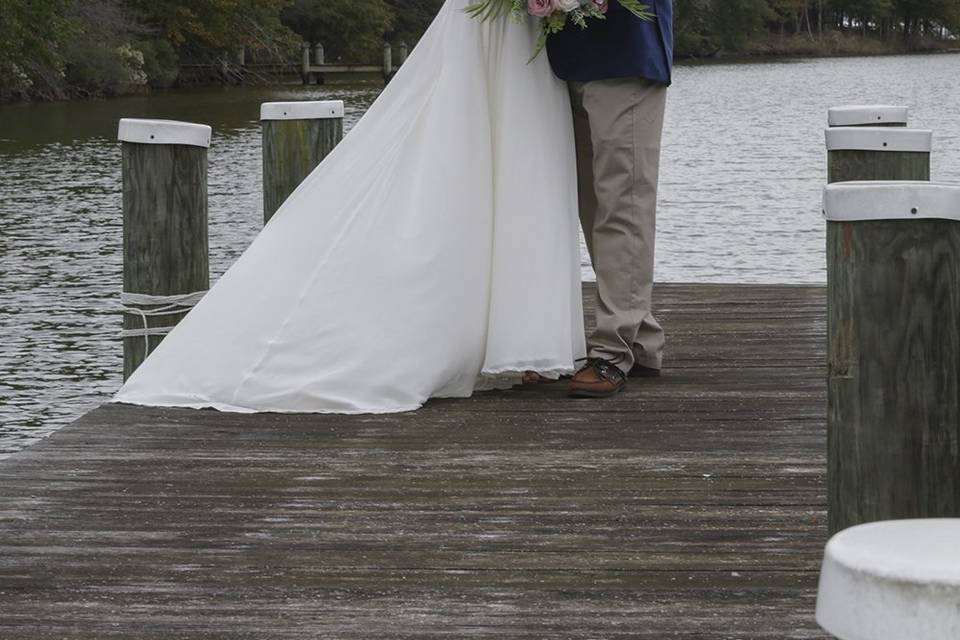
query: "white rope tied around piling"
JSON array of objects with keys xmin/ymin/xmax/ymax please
[{"xmin": 119, "ymin": 291, "xmax": 207, "ymax": 359}]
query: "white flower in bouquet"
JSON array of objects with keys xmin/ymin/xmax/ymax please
[{"xmin": 552, "ymin": 0, "xmax": 583, "ymax": 12}]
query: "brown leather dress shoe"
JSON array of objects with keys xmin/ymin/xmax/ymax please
[{"xmin": 568, "ymin": 357, "xmax": 627, "ymax": 398}]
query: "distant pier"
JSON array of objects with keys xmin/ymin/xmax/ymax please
[
  {"xmin": 176, "ymin": 42, "xmax": 408, "ymax": 85},
  {"xmin": 301, "ymin": 42, "xmax": 408, "ymax": 84}
]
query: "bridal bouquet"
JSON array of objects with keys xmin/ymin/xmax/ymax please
[{"xmin": 465, "ymin": 0, "xmax": 654, "ymax": 57}]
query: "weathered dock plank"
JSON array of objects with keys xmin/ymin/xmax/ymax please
[{"xmin": 0, "ymin": 283, "xmax": 828, "ymax": 638}]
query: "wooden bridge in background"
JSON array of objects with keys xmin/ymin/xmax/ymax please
[
  {"xmin": 0, "ymin": 283, "xmax": 829, "ymax": 638},
  {"xmin": 178, "ymin": 42, "xmax": 408, "ymax": 85},
  {"xmin": 300, "ymin": 42, "xmax": 408, "ymax": 84}
]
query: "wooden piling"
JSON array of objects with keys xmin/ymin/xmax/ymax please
[
  {"xmin": 383, "ymin": 43, "xmax": 393, "ymax": 80},
  {"xmin": 300, "ymin": 42, "xmax": 311, "ymax": 84},
  {"xmin": 828, "ymin": 105, "xmax": 908, "ymax": 128},
  {"xmin": 825, "ymin": 182, "xmax": 960, "ymax": 534},
  {"xmin": 398, "ymin": 42, "xmax": 409, "ymax": 65},
  {"xmin": 118, "ymin": 119, "xmax": 211, "ymax": 380},
  {"xmin": 313, "ymin": 43, "xmax": 326, "ymax": 84},
  {"xmin": 826, "ymin": 127, "xmax": 931, "ymax": 184},
  {"xmin": 261, "ymin": 101, "xmax": 344, "ymax": 224}
]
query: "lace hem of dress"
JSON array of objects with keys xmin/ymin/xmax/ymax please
[{"xmin": 475, "ymin": 366, "xmax": 574, "ymax": 391}]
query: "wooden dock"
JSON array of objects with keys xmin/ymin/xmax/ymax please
[
  {"xmin": 300, "ymin": 42, "xmax": 406, "ymax": 84},
  {"xmin": 0, "ymin": 283, "xmax": 829, "ymax": 638}
]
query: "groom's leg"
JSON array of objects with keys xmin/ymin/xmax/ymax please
[
  {"xmin": 569, "ymin": 83, "xmax": 598, "ymax": 264},
  {"xmin": 581, "ymin": 77, "xmax": 666, "ymax": 373}
]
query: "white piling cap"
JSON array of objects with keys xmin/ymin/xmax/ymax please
[
  {"xmin": 823, "ymin": 181, "xmax": 960, "ymax": 222},
  {"xmin": 260, "ymin": 100, "xmax": 344, "ymax": 121},
  {"xmin": 825, "ymin": 127, "xmax": 932, "ymax": 153},
  {"xmin": 828, "ymin": 105, "xmax": 909, "ymax": 127},
  {"xmin": 117, "ymin": 118, "xmax": 212, "ymax": 148},
  {"xmin": 816, "ymin": 519, "xmax": 960, "ymax": 640}
]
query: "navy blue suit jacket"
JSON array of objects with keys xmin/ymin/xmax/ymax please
[{"xmin": 546, "ymin": 0, "xmax": 673, "ymax": 85}]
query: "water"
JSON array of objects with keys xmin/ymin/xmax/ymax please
[{"xmin": 2, "ymin": 54, "xmax": 959, "ymax": 456}]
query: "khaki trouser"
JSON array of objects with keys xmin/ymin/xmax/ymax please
[{"xmin": 569, "ymin": 77, "xmax": 667, "ymax": 373}]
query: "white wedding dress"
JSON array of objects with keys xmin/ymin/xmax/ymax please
[{"xmin": 115, "ymin": 0, "xmax": 586, "ymax": 414}]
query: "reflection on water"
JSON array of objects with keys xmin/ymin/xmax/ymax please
[
  {"xmin": 2, "ymin": 54, "xmax": 959, "ymax": 456},
  {"xmin": 0, "ymin": 83, "xmax": 383, "ymax": 456},
  {"xmin": 657, "ymin": 54, "xmax": 960, "ymax": 285}
]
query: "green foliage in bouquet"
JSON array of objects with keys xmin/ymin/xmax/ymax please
[
  {"xmin": 464, "ymin": 0, "xmax": 526, "ymax": 21},
  {"xmin": 619, "ymin": 0, "xmax": 656, "ymax": 21}
]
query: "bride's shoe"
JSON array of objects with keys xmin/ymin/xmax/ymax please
[{"xmin": 522, "ymin": 371, "xmax": 556, "ymax": 385}]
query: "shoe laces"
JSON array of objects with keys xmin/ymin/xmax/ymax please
[{"xmin": 575, "ymin": 354, "xmax": 626, "ymax": 382}]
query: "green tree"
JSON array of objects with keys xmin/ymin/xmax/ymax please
[
  {"xmin": 708, "ymin": 0, "xmax": 775, "ymax": 51},
  {"xmin": 384, "ymin": 0, "xmax": 444, "ymax": 46},
  {"xmin": 769, "ymin": 0, "xmax": 812, "ymax": 34},
  {"xmin": 61, "ymin": 0, "xmax": 149, "ymax": 97},
  {"xmin": 123, "ymin": 0, "xmax": 294, "ymax": 48},
  {"xmin": 0, "ymin": 0, "xmax": 72, "ymax": 99},
  {"xmin": 281, "ymin": 0, "xmax": 393, "ymax": 62},
  {"xmin": 673, "ymin": 0, "xmax": 720, "ymax": 56}
]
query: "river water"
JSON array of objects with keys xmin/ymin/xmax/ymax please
[{"xmin": 2, "ymin": 53, "xmax": 959, "ymax": 456}]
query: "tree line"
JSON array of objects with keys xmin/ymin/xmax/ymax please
[
  {"xmin": 1, "ymin": 0, "xmax": 957, "ymax": 102},
  {"xmin": 677, "ymin": 0, "xmax": 960, "ymax": 54}
]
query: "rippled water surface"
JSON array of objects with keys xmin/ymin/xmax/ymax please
[{"xmin": 2, "ymin": 54, "xmax": 960, "ymax": 455}]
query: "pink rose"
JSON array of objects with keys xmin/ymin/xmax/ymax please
[
  {"xmin": 593, "ymin": 0, "xmax": 609, "ymax": 13},
  {"xmin": 528, "ymin": 0, "xmax": 553, "ymax": 17}
]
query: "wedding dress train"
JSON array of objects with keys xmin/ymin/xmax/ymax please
[{"xmin": 115, "ymin": 0, "xmax": 586, "ymax": 414}]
